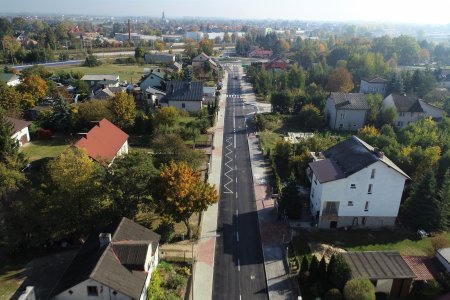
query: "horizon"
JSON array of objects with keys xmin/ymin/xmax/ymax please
[{"xmin": 2, "ymin": 0, "xmax": 450, "ymax": 25}]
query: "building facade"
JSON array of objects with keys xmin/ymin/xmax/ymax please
[
  {"xmin": 308, "ymin": 136, "xmax": 409, "ymax": 229},
  {"xmin": 325, "ymin": 93, "xmax": 369, "ymax": 131}
]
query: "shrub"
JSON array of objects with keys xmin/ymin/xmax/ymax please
[
  {"xmin": 300, "ymin": 255, "xmax": 309, "ymax": 277},
  {"xmin": 309, "ymin": 255, "xmax": 320, "ymax": 282},
  {"xmin": 310, "ymin": 281, "xmax": 325, "ymax": 297},
  {"xmin": 165, "ymin": 273, "xmax": 186, "ymax": 290},
  {"xmin": 343, "ymin": 278, "xmax": 375, "ymax": 300},
  {"xmin": 319, "ymin": 256, "xmax": 327, "ymax": 281},
  {"xmin": 147, "ymin": 269, "xmax": 163, "ymax": 300},
  {"xmin": 328, "ymin": 254, "xmax": 352, "ymax": 290},
  {"xmin": 430, "ymin": 234, "xmax": 450, "ymax": 254},
  {"xmin": 155, "ymin": 221, "xmax": 175, "ymax": 244},
  {"xmin": 409, "ymin": 280, "xmax": 443, "ymax": 299},
  {"xmin": 36, "ymin": 128, "xmax": 53, "ymax": 140},
  {"xmin": 325, "ymin": 288, "xmax": 342, "ymax": 300}
]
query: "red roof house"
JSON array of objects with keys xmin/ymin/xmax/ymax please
[{"xmin": 75, "ymin": 119, "xmax": 129, "ymax": 165}]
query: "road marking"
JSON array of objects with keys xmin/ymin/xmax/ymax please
[
  {"xmin": 223, "ymin": 136, "xmax": 234, "ymax": 194},
  {"xmin": 236, "ymin": 192, "xmax": 238, "ymax": 199},
  {"xmin": 236, "ymin": 177, "xmax": 238, "ymax": 183},
  {"xmin": 238, "ymin": 259, "xmax": 240, "ymax": 271},
  {"xmin": 236, "ymin": 232, "xmax": 239, "ymax": 242},
  {"xmin": 236, "ymin": 209, "xmax": 238, "ymax": 215}
]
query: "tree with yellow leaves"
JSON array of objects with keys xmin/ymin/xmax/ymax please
[
  {"xmin": 154, "ymin": 161, "xmax": 218, "ymax": 238},
  {"xmin": 109, "ymin": 91, "xmax": 136, "ymax": 129},
  {"xmin": 18, "ymin": 73, "xmax": 48, "ymax": 102},
  {"xmin": 326, "ymin": 67, "xmax": 354, "ymax": 93}
]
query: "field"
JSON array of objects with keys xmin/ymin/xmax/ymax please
[{"xmin": 49, "ymin": 63, "xmax": 153, "ymax": 83}]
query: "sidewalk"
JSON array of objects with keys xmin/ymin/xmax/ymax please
[
  {"xmin": 242, "ymin": 67, "xmax": 296, "ymax": 300},
  {"xmin": 192, "ymin": 72, "xmax": 227, "ymax": 300}
]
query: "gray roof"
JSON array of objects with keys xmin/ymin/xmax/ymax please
[
  {"xmin": 342, "ymin": 251, "xmax": 416, "ymax": 280},
  {"xmin": 52, "ymin": 217, "xmax": 160, "ymax": 299},
  {"xmin": 162, "ymin": 81, "xmax": 203, "ymax": 102},
  {"xmin": 5, "ymin": 117, "xmax": 31, "ymax": 133},
  {"xmin": 0, "ymin": 73, "xmax": 19, "ymax": 83},
  {"xmin": 362, "ymin": 76, "xmax": 388, "ymax": 84},
  {"xmin": 330, "ymin": 93, "xmax": 369, "ymax": 110},
  {"xmin": 309, "ymin": 136, "xmax": 409, "ymax": 183},
  {"xmin": 81, "ymin": 74, "xmax": 119, "ymax": 81},
  {"xmin": 437, "ymin": 248, "xmax": 450, "ymax": 263},
  {"xmin": 390, "ymin": 93, "xmax": 423, "ymax": 113}
]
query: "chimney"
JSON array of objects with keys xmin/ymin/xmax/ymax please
[
  {"xmin": 373, "ymin": 147, "xmax": 384, "ymax": 159},
  {"xmin": 99, "ymin": 233, "xmax": 111, "ymax": 247}
]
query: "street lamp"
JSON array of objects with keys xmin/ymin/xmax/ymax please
[{"xmin": 192, "ymin": 234, "xmax": 220, "ymax": 300}]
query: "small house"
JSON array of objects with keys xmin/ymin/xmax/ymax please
[
  {"xmin": 324, "ymin": 93, "xmax": 369, "ymax": 131},
  {"xmin": 81, "ymin": 74, "xmax": 120, "ymax": 88},
  {"xmin": 6, "ymin": 117, "xmax": 31, "ymax": 146},
  {"xmin": 360, "ymin": 76, "xmax": 388, "ymax": 97},
  {"xmin": 342, "ymin": 251, "xmax": 416, "ymax": 299},
  {"xmin": 0, "ymin": 73, "xmax": 21, "ymax": 87},
  {"xmin": 436, "ymin": 248, "xmax": 450, "ymax": 272},
  {"xmin": 52, "ymin": 217, "xmax": 160, "ymax": 300},
  {"xmin": 161, "ymin": 81, "xmax": 203, "ymax": 112},
  {"xmin": 144, "ymin": 53, "xmax": 175, "ymax": 64}
]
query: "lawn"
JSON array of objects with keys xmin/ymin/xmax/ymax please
[
  {"xmin": 50, "ymin": 63, "xmax": 153, "ymax": 83},
  {"xmin": 259, "ymin": 131, "xmax": 282, "ymax": 154},
  {"xmin": 0, "ymin": 262, "xmax": 25, "ymax": 299},
  {"xmin": 292, "ymin": 229, "xmax": 450, "ymax": 258},
  {"xmin": 21, "ymin": 135, "xmax": 72, "ymax": 162}
]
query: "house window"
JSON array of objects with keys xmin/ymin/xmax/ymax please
[
  {"xmin": 371, "ymin": 169, "xmax": 376, "ymax": 179},
  {"xmin": 397, "ymin": 121, "xmax": 403, "ymax": 127},
  {"xmin": 364, "ymin": 201, "xmax": 369, "ymax": 211},
  {"xmin": 69, "ymin": 290, "xmax": 73, "ymax": 295},
  {"xmin": 348, "ymin": 201, "xmax": 354, "ymax": 206},
  {"xmin": 350, "ymin": 184, "xmax": 356, "ymax": 189},
  {"xmin": 112, "ymin": 291, "xmax": 118, "ymax": 296},
  {"xmin": 411, "ymin": 112, "xmax": 414, "ymax": 117},
  {"xmin": 340, "ymin": 113, "xmax": 345, "ymax": 119},
  {"xmin": 182, "ymin": 103, "xmax": 186, "ymax": 108},
  {"xmin": 399, "ymin": 112, "xmax": 405, "ymax": 117},
  {"xmin": 311, "ymin": 188, "xmax": 315, "ymax": 198},
  {"xmin": 87, "ymin": 286, "xmax": 99, "ymax": 296},
  {"xmin": 314, "ymin": 179, "xmax": 317, "ymax": 185},
  {"xmin": 368, "ymin": 184, "xmax": 373, "ymax": 194},
  {"xmin": 362, "ymin": 217, "xmax": 367, "ymax": 225}
]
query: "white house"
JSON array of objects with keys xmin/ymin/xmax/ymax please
[
  {"xmin": 325, "ymin": 93, "xmax": 369, "ymax": 131},
  {"xmin": 161, "ymin": 81, "xmax": 204, "ymax": 112},
  {"xmin": 139, "ymin": 68, "xmax": 166, "ymax": 95},
  {"xmin": 81, "ymin": 74, "xmax": 120, "ymax": 88},
  {"xmin": 6, "ymin": 117, "xmax": 31, "ymax": 146},
  {"xmin": 203, "ymin": 86, "xmax": 217, "ymax": 104},
  {"xmin": 382, "ymin": 93, "xmax": 445, "ymax": 128},
  {"xmin": 360, "ymin": 76, "xmax": 388, "ymax": 97},
  {"xmin": 52, "ymin": 217, "xmax": 160, "ymax": 300},
  {"xmin": 307, "ymin": 136, "xmax": 409, "ymax": 229}
]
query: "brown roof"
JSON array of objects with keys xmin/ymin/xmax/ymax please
[
  {"xmin": 5, "ymin": 117, "xmax": 31, "ymax": 133},
  {"xmin": 402, "ymin": 256, "xmax": 439, "ymax": 281},
  {"xmin": 75, "ymin": 118, "xmax": 128, "ymax": 164},
  {"xmin": 309, "ymin": 159, "xmax": 345, "ymax": 183},
  {"xmin": 342, "ymin": 251, "xmax": 416, "ymax": 280}
]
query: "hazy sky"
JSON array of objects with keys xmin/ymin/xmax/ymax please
[{"xmin": 3, "ymin": 0, "xmax": 450, "ymax": 24}]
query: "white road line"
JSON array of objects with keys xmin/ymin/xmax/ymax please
[
  {"xmin": 236, "ymin": 177, "xmax": 238, "ymax": 183},
  {"xmin": 236, "ymin": 232, "xmax": 239, "ymax": 242},
  {"xmin": 236, "ymin": 192, "xmax": 238, "ymax": 199},
  {"xmin": 238, "ymin": 259, "xmax": 240, "ymax": 271},
  {"xmin": 236, "ymin": 209, "xmax": 238, "ymax": 215}
]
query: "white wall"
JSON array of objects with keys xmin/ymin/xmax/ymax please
[
  {"xmin": 11, "ymin": 127, "xmax": 30, "ymax": 146},
  {"xmin": 382, "ymin": 94, "xmax": 421, "ymax": 128},
  {"xmin": 140, "ymin": 75, "xmax": 165, "ymax": 92},
  {"xmin": 360, "ymin": 81, "xmax": 387, "ymax": 96},
  {"xmin": 168, "ymin": 100, "xmax": 202, "ymax": 112},
  {"xmin": 325, "ymin": 97, "xmax": 337, "ymax": 129},
  {"xmin": 312, "ymin": 161, "xmax": 407, "ymax": 220},
  {"xmin": 376, "ymin": 279, "xmax": 393, "ymax": 294},
  {"xmin": 325, "ymin": 97, "xmax": 367, "ymax": 131},
  {"xmin": 55, "ymin": 279, "xmax": 131, "ymax": 300}
]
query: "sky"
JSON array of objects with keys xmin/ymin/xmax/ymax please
[{"xmin": 2, "ymin": 0, "xmax": 450, "ymax": 25}]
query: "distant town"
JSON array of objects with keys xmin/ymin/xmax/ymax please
[{"xmin": 0, "ymin": 8, "xmax": 450, "ymax": 300}]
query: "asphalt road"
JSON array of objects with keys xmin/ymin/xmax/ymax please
[{"xmin": 212, "ymin": 65, "xmax": 267, "ymax": 300}]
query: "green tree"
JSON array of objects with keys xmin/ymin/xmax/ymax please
[
  {"xmin": 105, "ymin": 151, "xmax": 157, "ymax": 219},
  {"xmin": 50, "ymin": 96, "xmax": 71, "ymax": 132},
  {"xmin": 154, "ymin": 161, "xmax": 218, "ymax": 238},
  {"xmin": 437, "ymin": 171, "xmax": 450, "ymax": 231},
  {"xmin": 393, "ymin": 35, "xmax": 420, "ymax": 65},
  {"xmin": 300, "ymin": 255, "xmax": 310, "ymax": 278},
  {"xmin": 328, "ymin": 254, "xmax": 352, "ymax": 290},
  {"xmin": 135, "ymin": 46, "xmax": 145, "ymax": 59},
  {"xmin": 309, "ymin": 255, "xmax": 320, "ymax": 282},
  {"xmin": 380, "ymin": 107, "xmax": 397, "ymax": 126},
  {"xmin": 288, "ymin": 64, "xmax": 306, "ymax": 90},
  {"xmin": 153, "ymin": 106, "xmax": 180, "ymax": 128},
  {"xmin": 325, "ymin": 288, "xmax": 342, "ymax": 300},
  {"xmin": 74, "ymin": 100, "xmax": 113, "ymax": 131},
  {"xmin": 224, "ymin": 32, "xmax": 231, "ymax": 43},
  {"xmin": 0, "ymin": 81, "xmax": 22, "ymax": 117},
  {"xmin": 198, "ymin": 38, "xmax": 214, "ymax": 56},
  {"xmin": 271, "ymin": 91, "xmax": 293, "ymax": 114},
  {"xmin": 402, "ymin": 169, "xmax": 440, "ymax": 231},
  {"xmin": 343, "ymin": 278, "xmax": 376, "ymax": 300},
  {"xmin": 298, "ymin": 104, "xmax": 324, "ymax": 129},
  {"xmin": 319, "ymin": 256, "xmax": 327, "ymax": 281},
  {"xmin": 84, "ymin": 54, "xmax": 102, "ymax": 67},
  {"xmin": 279, "ymin": 177, "xmax": 302, "ymax": 219},
  {"xmin": 366, "ymin": 94, "xmax": 383, "ymax": 124},
  {"xmin": 17, "ymin": 74, "xmax": 48, "ymax": 103},
  {"xmin": 109, "ymin": 92, "xmax": 136, "ymax": 129}
]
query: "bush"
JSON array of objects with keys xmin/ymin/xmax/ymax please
[
  {"xmin": 310, "ymin": 281, "xmax": 325, "ymax": 297},
  {"xmin": 430, "ymin": 234, "xmax": 450, "ymax": 254},
  {"xmin": 36, "ymin": 128, "xmax": 53, "ymax": 140},
  {"xmin": 328, "ymin": 254, "xmax": 352, "ymax": 290},
  {"xmin": 84, "ymin": 54, "xmax": 102, "ymax": 67},
  {"xmin": 165, "ymin": 273, "xmax": 186, "ymax": 290},
  {"xmin": 309, "ymin": 255, "xmax": 320, "ymax": 282},
  {"xmin": 409, "ymin": 280, "xmax": 444, "ymax": 299},
  {"xmin": 343, "ymin": 278, "xmax": 376, "ymax": 300},
  {"xmin": 325, "ymin": 288, "xmax": 342, "ymax": 300},
  {"xmin": 147, "ymin": 269, "xmax": 163, "ymax": 300},
  {"xmin": 155, "ymin": 221, "xmax": 175, "ymax": 244}
]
